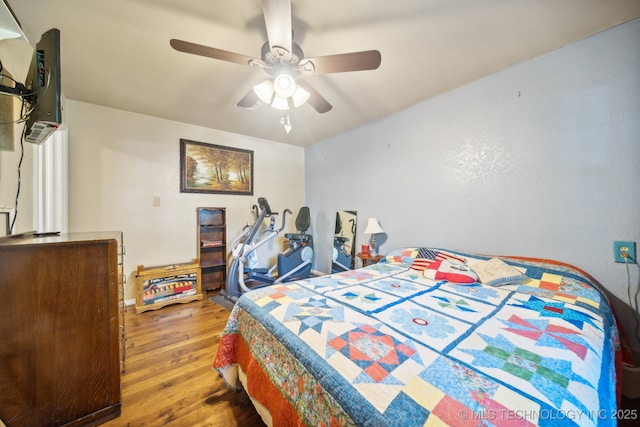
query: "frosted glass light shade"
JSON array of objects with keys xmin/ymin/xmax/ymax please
[
  {"xmin": 270, "ymin": 95, "xmax": 290, "ymax": 110},
  {"xmin": 253, "ymin": 80, "xmax": 275, "ymax": 105},
  {"xmin": 273, "ymin": 74, "xmax": 296, "ymax": 98},
  {"xmin": 291, "ymin": 85, "xmax": 310, "ymax": 107},
  {"xmin": 253, "ymin": 76, "xmax": 309, "ymax": 111}
]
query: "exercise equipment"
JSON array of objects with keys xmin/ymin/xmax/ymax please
[
  {"xmin": 222, "ymin": 197, "xmax": 313, "ymax": 302},
  {"xmin": 248, "ymin": 206, "xmax": 313, "ymax": 284},
  {"xmin": 275, "ymin": 206, "xmax": 313, "ymax": 281},
  {"xmin": 222, "ymin": 197, "xmax": 286, "ymax": 301}
]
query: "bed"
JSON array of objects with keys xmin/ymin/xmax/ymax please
[{"xmin": 213, "ymin": 247, "xmax": 625, "ymax": 426}]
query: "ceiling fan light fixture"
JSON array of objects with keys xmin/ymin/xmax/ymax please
[
  {"xmin": 253, "ymin": 77, "xmax": 306, "ymax": 110},
  {"xmin": 271, "ymin": 94, "xmax": 290, "ymax": 110},
  {"xmin": 171, "ymin": 0, "xmax": 383, "ymax": 117},
  {"xmin": 291, "ymin": 85, "xmax": 310, "ymax": 108},
  {"xmin": 273, "ymin": 73, "xmax": 296, "ymax": 98},
  {"xmin": 253, "ymin": 80, "xmax": 275, "ymax": 105}
]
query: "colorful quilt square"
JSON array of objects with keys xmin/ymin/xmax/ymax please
[
  {"xmin": 442, "ymin": 282, "xmax": 512, "ymax": 306},
  {"xmin": 412, "ymin": 289, "xmax": 499, "ymax": 324},
  {"xmin": 326, "ymin": 284, "xmax": 401, "ymax": 313},
  {"xmin": 374, "ymin": 300, "xmax": 471, "ymax": 351}
]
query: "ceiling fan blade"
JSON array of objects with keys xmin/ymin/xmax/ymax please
[
  {"xmin": 297, "ymin": 80, "xmax": 332, "ymax": 113},
  {"xmin": 236, "ymin": 89, "xmax": 260, "ymax": 109},
  {"xmin": 299, "ymin": 50, "xmax": 381, "ymax": 75},
  {"xmin": 170, "ymin": 39, "xmax": 264, "ymax": 68},
  {"xmin": 262, "ymin": 0, "xmax": 292, "ymax": 55}
]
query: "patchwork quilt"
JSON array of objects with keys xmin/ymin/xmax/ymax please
[{"xmin": 214, "ymin": 248, "xmax": 621, "ymax": 426}]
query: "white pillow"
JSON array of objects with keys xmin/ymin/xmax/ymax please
[{"xmin": 468, "ymin": 257, "xmax": 528, "ymax": 286}]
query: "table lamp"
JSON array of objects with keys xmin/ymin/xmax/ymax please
[{"xmin": 364, "ymin": 218, "xmax": 384, "ymax": 256}]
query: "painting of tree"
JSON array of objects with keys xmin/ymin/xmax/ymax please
[{"xmin": 180, "ymin": 139, "xmax": 253, "ymax": 195}]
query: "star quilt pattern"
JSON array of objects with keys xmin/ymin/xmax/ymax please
[{"xmin": 214, "ymin": 248, "xmax": 620, "ymax": 426}]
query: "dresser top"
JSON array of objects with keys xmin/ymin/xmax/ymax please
[{"xmin": 0, "ymin": 231, "xmax": 122, "ymax": 247}]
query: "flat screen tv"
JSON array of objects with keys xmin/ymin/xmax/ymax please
[{"xmin": 23, "ymin": 28, "xmax": 62, "ymax": 144}]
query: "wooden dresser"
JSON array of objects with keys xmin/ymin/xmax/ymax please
[{"xmin": 0, "ymin": 232, "xmax": 123, "ymax": 427}]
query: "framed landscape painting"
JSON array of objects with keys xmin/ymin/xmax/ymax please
[{"xmin": 180, "ymin": 139, "xmax": 253, "ymax": 195}]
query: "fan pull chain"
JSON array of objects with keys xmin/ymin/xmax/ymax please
[{"xmin": 280, "ymin": 113, "xmax": 292, "ymax": 134}]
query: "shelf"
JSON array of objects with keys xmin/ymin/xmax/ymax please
[
  {"xmin": 201, "ymin": 262, "xmax": 226, "ymax": 269},
  {"xmin": 197, "ymin": 207, "xmax": 226, "ymax": 292},
  {"xmin": 201, "ymin": 241, "xmax": 225, "ymax": 249}
]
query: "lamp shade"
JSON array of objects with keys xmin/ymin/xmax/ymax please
[{"xmin": 364, "ymin": 218, "xmax": 384, "ymax": 234}]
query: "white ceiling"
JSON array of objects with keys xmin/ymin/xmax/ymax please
[{"xmin": 5, "ymin": 0, "xmax": 640, "ymax": 146}]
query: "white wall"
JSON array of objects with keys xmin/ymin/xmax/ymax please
[
  {"xmin": 65, "ymin": 100, "xmax": 305, "ymax": 300},
  {"xmin": 305, "ymin": 19, "xmax": 640, "ymax": 347},
  {"xmin": 0, "ymin": 38, "xmax": 35, "ymax": 235}
]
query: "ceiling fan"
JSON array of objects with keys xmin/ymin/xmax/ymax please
[{"xmin": 169, "ymin": 0, "xmax": 381, "ymax": 114}]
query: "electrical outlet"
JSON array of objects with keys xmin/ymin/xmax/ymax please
[{"xmin": 614, "ymin": 240, "xmax": 636, "ymax": 263}]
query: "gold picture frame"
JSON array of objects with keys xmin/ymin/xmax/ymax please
[{"xmin": 180, "ymin": 139, "xmax": 253, "ymax": 195}]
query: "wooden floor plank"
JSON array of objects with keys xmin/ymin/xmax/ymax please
[{"xmin": 102, "ymin": 297, "xmax": 265, "ymax": 427}]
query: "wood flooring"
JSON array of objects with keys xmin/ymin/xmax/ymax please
[{"xmin": 101, "ymin": 297, "xmax": 265, "ymax": 427}]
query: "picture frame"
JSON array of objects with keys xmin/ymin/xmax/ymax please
[{"xmin": 180, "ymin": 139, "xmax": 254, "ymax": 195}]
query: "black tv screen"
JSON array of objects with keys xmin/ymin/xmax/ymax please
[{"xmin": 24, "ymin": 28, "xmax": 62, "ymax": 144}]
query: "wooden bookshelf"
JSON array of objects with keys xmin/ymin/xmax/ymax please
[{"xmin": 197, "ymin": 207, "xmax": 227, "ymax": 292}]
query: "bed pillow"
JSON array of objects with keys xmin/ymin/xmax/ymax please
[
  {"xmin": 416, "ymin": 247, "xmax": 467, "ymax": 264},
  {"xmin": 381, "ymin": 247, "xmax": 468, "ymax": 269},
  {"xmin": 423, "ymin": 259, "xmax": 478, "ymax": 283},
  {"xmin": 468, "ymin": 257, "xmax": 528, "ymax": 286},
  {"xmin": 381, "ymin": 248, "xmax": 420, "ymax": 265}
]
